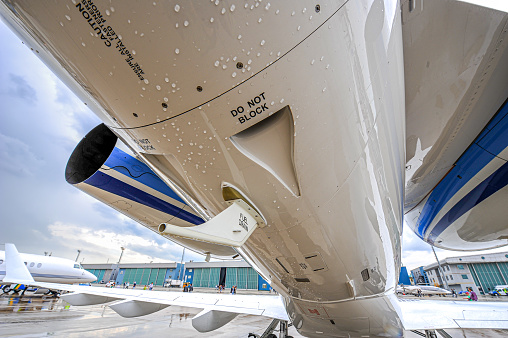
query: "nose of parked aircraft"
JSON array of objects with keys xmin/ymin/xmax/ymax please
[{"xmin": 84, "ymin": 270, "xmax": 97, "ymax": 283}]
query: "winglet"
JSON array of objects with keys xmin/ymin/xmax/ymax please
[{"xmin": 3, "ymin": 243, "xmax": 35, "ymax": 284}]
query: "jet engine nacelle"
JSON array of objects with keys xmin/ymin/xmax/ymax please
[
  {"xmin": 66, "ymin": 124, "xmax": 236, "ymax": 258},
  {"xmin": 405, "ymin": 104, "xmax": 508, "ymax": 251}
]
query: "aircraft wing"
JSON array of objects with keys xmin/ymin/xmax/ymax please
[
  {"xmin": 390, "ymin": 294, "xmax": 508, "ymax": 330},
  {"xmin": 41, "ymin": 284, "xmax": 508, "ymax": 333},
  {"xmin": 36, "ymin": 281, "xmax": 288, "ymax": 332},
  {"xmin": 3, "ymin": 243, "xmax": 287, "ymax": 333}
]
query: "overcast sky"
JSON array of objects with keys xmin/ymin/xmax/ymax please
[{"xmin": 0, "ymin": 19, "xmax": 506, "ymax": 274}]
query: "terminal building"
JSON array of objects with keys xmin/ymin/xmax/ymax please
[
  {"xmin": 83, "ymin": 260, "xmax": 271, "ymax": 291},
  {"xmin": 423, "ymin": 252, "xmax": 508, "ymax": 295}
]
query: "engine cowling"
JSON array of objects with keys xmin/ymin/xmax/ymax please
[
  {"xmin": 405, "ymin": 103, "xmax": 508, "ymax": 251},
  {"xmin": 66, "ymin": 124, "xmax": 236, "ymax": 257}
]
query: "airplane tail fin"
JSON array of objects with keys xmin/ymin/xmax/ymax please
[{"xmin": 3, "ymin": 243, "xmax": 35, "ymax": 284}]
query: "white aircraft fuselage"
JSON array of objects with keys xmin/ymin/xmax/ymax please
[
  {"xmin": 0, "ymin": 251, "xmax": 97, "ymax": 284},
  {"xmin": 1, "ymin": 1, "xmax": 405, "ymax": 334},
  {"xmin": 1, "ymin": 0, "xmax": 507, "ymax": 336}
]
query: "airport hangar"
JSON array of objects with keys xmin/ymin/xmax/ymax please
[
  {"xmin": 83, "ymin": 260, "xmax": 272, "ymax": 291},
  {"xmin": 411, "ymin": 251, "xmax": 508, "ymax": 295}
]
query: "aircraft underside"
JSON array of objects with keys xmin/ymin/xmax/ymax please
[{"xmin": 1, "ymin": 0, "xmax": 507, "ymax": 336}]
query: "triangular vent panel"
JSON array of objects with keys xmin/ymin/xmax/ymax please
[{"xmin": 230, "ymin": 106, "xmax": 300, "ymax": 196}]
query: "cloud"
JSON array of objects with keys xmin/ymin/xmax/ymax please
[
  {"xmin": 402, "ymin": 224, "xmax": 433, "ymax": 253},
  {"xmin": 7, "ymin": 73, "xmax": 37, "ymax": 102},
  {"xmin": 47, "ymin": 222, "xmax": 202, "ymax": 264},
  {"xmin": 0, "ymin": 22, "xmax": 205, "ymax": 266},
  {"xmin": 0, "ymin": 132, "xmax": 44, "ymax": 176}
]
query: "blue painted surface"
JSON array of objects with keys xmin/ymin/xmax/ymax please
[
  {"xmin": 428, "ymin": 161, "xmax": 508, "ymax": 243},
  {"xmin": 416, "ymin": 100, "xmax": 508, "ymax": 239},
  {"xmin": 418, "ymin": 266, "xmax": 430, "ymax": 285},
  {"xmin": 258, "ymin": 275, "xmax": 271, "ymax": 291},
  {"xmin": 184, "ymin": 267, "xmax": 194, "ymax": 284},
  {"xmin": 84, "ymin": 171, "xmax": 203, "ymax": 225},
  {"xmin": 164, "ymin": 268, "xmax": 172, "ymax": 282},
  {"xmin": 399, "ymin": 266, "xmax": 411, "ymax": 286},
  {"xmin": 174, "ymin": 263, "xmax": 184, "ymax": 280},
  {"xmin": 105, "ymin": 148, "xmax": 185, "ymax": 204},
  {"xmin": 163, "ymin": 263, "xmax": 184, "ymax": 281},
  {"xmin": 410, "ymin": 266, "xmax": 430, "ymax": 285},
  {"xmin": 116, "ymin": 269, "xmax": 125, "ymax": 284}
]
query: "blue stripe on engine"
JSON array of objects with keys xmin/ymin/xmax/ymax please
[
  {"xmin": 427, "ymin": 160, "xmax": 508, "ymax": 244},
  {"xmin": 84, "ymin": 172, "xmax": 204, "ymax": 225},
  {"xmin": 416, "ymin": 100, "xmax": 508, "ymax": 239},
  {"xmin": 416, "ymin": 144, "xmax": 497, "ymax": 237},
  {"xmin": 104, "ymin": 148, "xmax": 185, "ymax": 204}
]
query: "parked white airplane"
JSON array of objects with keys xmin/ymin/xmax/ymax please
[
  {"xmin": 396, "ymin": 285, "xmax": 451, "ymax": 296},
  {"xmin": 417, "ymin": 286, "xmax": 452, "ymax": 296},
  {"xmin": 1, "ymin": 0, "xmax": 508, "ymax": 336},
  {"xmin": 0, "ymin": 247, "xmax": 97, "ymax": 287}
]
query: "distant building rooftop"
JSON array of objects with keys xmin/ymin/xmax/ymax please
[
  {"xmin": 424, "ymin": 251, "xmax": 508, "ymax": 270},
  {"xmin": 83, "ymin": 260, "xmax": 250, "ymax": 270},
  {"xmin": 82, "ymin": 262, "xmax": 179, "ymax": 270},
  {"xmin": 185, "ymin": 261, "xmax": 251, "ymax": 268}
]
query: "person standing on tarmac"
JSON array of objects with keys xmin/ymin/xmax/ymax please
[{"xmin": 468, "ymin": 287, "xmax": 478, "ymax": 301}]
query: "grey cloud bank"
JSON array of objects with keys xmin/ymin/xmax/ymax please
[{"xmin": 0, "ymin": 22, "xmax": 203, "ymax": 264}]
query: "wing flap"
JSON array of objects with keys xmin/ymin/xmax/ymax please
[
  {"xmin": 463, "ymin": 310, "xmax": 508, "ymax": 321},
  {"xmin": 391, "ymin": 294, "xmax": 508, "ymax": 330},
  {"xmin": 454, "ymin": 320, "xmax": 508, "ymax": 329}
]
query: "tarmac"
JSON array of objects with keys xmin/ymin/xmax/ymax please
[{"xmin": 1, "ymin": 288, "xmax": 507, "ymax": 337}]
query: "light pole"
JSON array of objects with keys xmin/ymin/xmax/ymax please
[
  {"xmin": 177, "ymin": 248, "xmax": 186, "ymax": 281},
  {"xmin": 75, "ymin": 249, "xmax": 81, "ymax": 262},
  {"xmin": 118, "ymin": 247, "xmax": 125, "ymax": 264},
  {"xmin": 431, "ymin": 246, "xmax": 449, "ymax": 289}
]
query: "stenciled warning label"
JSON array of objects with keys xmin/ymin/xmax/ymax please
[
  {"xmin": 75, "ymin": 0, "xmax": 146, "ymax": 81},
  {"xmin": 230, "ymin": 92, "xmax": 269, "ymax": 124}
]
